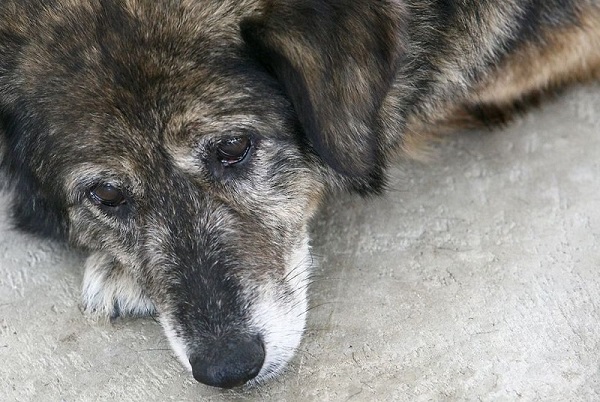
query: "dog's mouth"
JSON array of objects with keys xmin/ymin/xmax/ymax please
[
  {"xmin": 160, "ymin": 295, "xmax": 307, "ymax": 389},
  {"xmin": 156, "ymin": 237, "xmax": 313, "ymax": 389}
]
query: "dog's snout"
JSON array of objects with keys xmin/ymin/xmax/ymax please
[{"xmin": 190, "ymin": 334, "xmax": 265, "ymax": 388}]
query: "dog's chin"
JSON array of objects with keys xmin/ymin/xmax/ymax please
[{"xmin": 160, "ymin": 236, "xmax": 314, "ymax": 388}]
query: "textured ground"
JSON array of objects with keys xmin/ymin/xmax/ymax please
[{"xmin": 1, "ymin": 84, "xmax": 600, "ymax": 401}]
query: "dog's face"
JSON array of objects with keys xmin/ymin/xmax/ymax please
[
  {"xmin": 0, "ymin": 0, "xmax": 405, "ymax": 388},
  {"xmin": 67, "ymin": 56, "xmax": 323, "ymax": 386}
]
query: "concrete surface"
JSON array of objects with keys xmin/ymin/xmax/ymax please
[{"xmin": 1, "ymin": 83, "xmax": 600, "ymax": 401}]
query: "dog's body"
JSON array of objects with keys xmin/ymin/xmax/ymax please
[{"xmin": 0, "ymin": 0, "xmax": 598, "ymax": 389}]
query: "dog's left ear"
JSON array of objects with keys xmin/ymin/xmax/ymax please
[{"xmin": 241, "ymin": 0, "xmax": 406, "ymax": 190}]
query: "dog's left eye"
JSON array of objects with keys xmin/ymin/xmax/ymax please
[
  {"xmin": 216, "ymin": 136, "xmax": 251, "ymax": 166},
  {"xmin": 88, "ymin": 184, "xmax": 127, "ymax": 207}
]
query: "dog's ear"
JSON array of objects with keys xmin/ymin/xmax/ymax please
[{"xmin": 241, "ymin": 0, "xmax": 406, "ymax": 190}]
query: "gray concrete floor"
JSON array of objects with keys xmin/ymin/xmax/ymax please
[{"xmin": 1, "ymin": 84, "xmax": 600, "ymax": 401}]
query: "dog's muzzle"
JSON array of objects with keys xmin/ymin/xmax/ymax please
[{"xmin": 189, "ymin": 334, "xmax": 265, "ymax": 388}]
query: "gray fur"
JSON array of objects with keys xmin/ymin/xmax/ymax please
[{"xmin": 1, "ymin": 0, "xmax": 599, "ymax": 388}]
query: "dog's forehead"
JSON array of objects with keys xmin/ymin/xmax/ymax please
[
  {"xmin": 6, "ymin": 0, "xmax": 295, "ymax": 188},
  {"xmin": 13, "ymin": 0, "xmax": 260, "ymax": 110},
  {"xmin": 40, "ymin": 5, "xmax": 273, "ymax": 146}
]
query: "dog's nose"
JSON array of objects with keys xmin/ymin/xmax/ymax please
[{"xmin": 190, "ymin": 335, "xmax": 265, "ymax": 388}]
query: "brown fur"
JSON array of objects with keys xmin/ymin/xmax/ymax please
[
  {"xmin": 391, "ymin": 2, "xmax": 600, "ymax": 158},
  {"xmin": 474, "ymin": 9, "xmax": 600, "ymax": 107},
  {"xmin": 1, "ymin": 0, "xmax": 599, "ymax": 389}
]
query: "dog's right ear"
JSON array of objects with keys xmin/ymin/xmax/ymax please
[{"xmin": 240, "ymin": 0, "xmax": 406, "ymax": 192}]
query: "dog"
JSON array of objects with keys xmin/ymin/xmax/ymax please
[{"xmin": 1, "ymin": 0, "xmax": 599, "ymax": 389}]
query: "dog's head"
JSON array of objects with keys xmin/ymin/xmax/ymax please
[{"xmin": 0, "ymin": 0, "xmax": 405, "ymax": 388}]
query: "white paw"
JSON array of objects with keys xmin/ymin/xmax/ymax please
[{"xmin": 82, "ymin": 252, "xmax": 156, "ymax": 319}]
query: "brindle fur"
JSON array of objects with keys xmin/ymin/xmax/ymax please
[{"xmin": 1, "ymin": 0, "xmax": 599, "ymax": 389}]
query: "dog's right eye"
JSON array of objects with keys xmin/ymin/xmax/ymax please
[{"xmin": 88, "ymin": 184, "xmax": 127, "ymax": 207}]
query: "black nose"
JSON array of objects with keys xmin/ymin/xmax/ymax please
[{"xmin": 190, "ymin": 335, "xmax": 265, "ymax": 388}]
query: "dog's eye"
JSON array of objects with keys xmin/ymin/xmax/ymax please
[
  {"xmin": 216, "ymin": 136, "xmax": 251, "ymax": 166},
  {"xmin": 89, "ymin": 184, "xmax": 126, "ymax": 207}
]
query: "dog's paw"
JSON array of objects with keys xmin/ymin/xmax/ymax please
[{"xmin": 82, "ymin": 252, "xmax": 156, "ymax": 319}]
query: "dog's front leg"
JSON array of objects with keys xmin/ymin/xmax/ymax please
[{"xmin": 82, "ymin": 252, "xmax": 155, "ymax": 319}]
